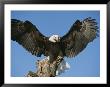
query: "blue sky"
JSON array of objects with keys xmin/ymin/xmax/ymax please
[{"xmin": 11, "ymin": 11, "xmax": 100, "ymax": 77}]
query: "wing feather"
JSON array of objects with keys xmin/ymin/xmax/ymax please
[
  {"xmin": 11, "ymin": 19, "xmax": 48, "ymax": 57},
  {"xmin": 61, "ymin": 17, "xmax": 99, "ymax": 57}
]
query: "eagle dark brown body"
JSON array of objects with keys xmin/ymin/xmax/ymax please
[{"xmin": 11, "ymin": 17, "xmax": 98, "ymax": 64}]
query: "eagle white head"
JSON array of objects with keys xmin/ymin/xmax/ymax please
[{"xmin": 49, "ymin": 35, "xmax": 60, "ymax": 43}]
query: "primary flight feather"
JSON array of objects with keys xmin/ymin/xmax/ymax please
[{"xmin": 11, "ymin": 17, "xmax": 99, "ymax": 64}]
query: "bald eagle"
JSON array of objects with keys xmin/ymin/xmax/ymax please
[{"xmin": 11, "ymin": 17, "xmax": 98, "ymax": 66}]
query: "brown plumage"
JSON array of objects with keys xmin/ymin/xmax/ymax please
[{"xmin": 11, "ymin": 17, "xmax": 99, "ymax": 63}]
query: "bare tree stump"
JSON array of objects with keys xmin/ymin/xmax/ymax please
[{"xmin": 26, "ymin": 56, "xmax": 63, "ymax": 77}]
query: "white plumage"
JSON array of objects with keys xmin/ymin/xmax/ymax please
[{"xmin": 56, "ymin": 59, "xmax": 70, "ymax": 76}]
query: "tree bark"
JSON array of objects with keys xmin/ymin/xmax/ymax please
[{"xmin": 26, "ymin": 56, "xmax": 63, "ymax": 77}]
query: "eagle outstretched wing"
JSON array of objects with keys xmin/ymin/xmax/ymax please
[
  {"xmin": 11, "ymin": 19, "xmax": 48, "ymax": 57},
  {"xmin": 61, "ymin": 17, "xmax": 99, "ymax": 57}
]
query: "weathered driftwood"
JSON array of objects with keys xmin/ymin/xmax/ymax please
[{"xmin": 26, "ymin": 56, "xmax": 63, "ymax": 77}]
